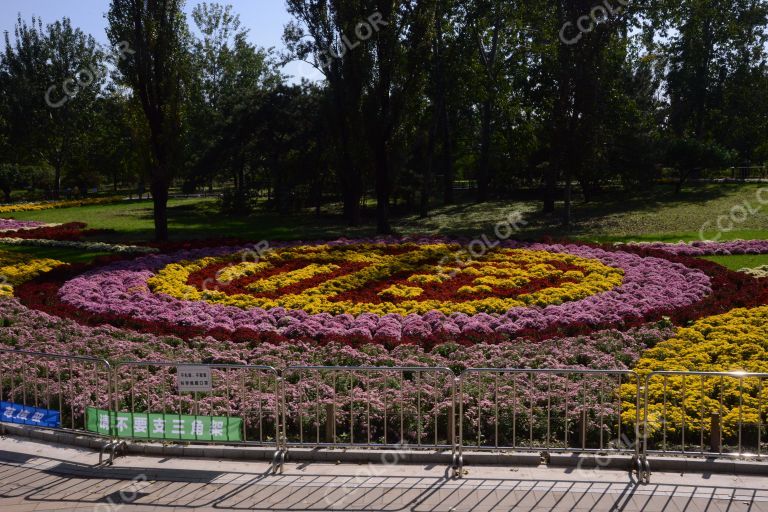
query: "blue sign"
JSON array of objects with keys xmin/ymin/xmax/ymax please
[{"xmin": 0, "ymin": 401, "xmax": 61, "ymax": 428}]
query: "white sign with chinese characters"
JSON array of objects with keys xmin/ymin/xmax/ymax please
[{"xmin": 177, "ymin": 365, "xmax": 213, "ymax": 392}]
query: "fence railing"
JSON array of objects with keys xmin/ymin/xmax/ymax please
[
  {"xmin": 642, "ymin": 371, "xmax": 767, "ymax": 459},
  {"xmin": 2, "ymin": 349, "xmax": 767, "ymax": 484},
  {"xmin": 111, "ymin": 362, "xmax": 281, "ymax": 445},
  {"xmin": 457, "ymin": 369, "xmax": 641, "ymax": 476},
  {"xmin": 0, "ymin": 348, "xmax": 111, "ymax": 436},
  {"xmin": 281, "ymin": 366, "xmax": 456, "ymax": 455}
]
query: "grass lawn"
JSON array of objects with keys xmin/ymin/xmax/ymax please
[
  {"xmin": 387, "ymin": 182, "xmax": 768, "ymax": 244},
  {"xmin": 3, "ymin": 197, "xmax": 377, "ymax": 243},
  {"xmin": 553, "ymin": 183, "xmax": 768, "ymax": 243},
  {"xmin": 0, "ymin": 183, "xmax": 766, "ymax": 246},
  {"xmin": 0, "ymin": 244, "xmax": 112, "ymax": 264},
  {"xmin": 701, "ymin": 254, "xmax": 768, "ymax": 270}
]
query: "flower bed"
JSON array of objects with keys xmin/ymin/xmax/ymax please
[
  {"xmin": 0, "ymin": 237, "xmax": 157, "ymax": 254},
  {"xmin": 0, "ymin": 250, "xmax": 65, "ymax": 297},
  {"xmin": 636, "ymin": 305, "xmax": 768, "ymax": 373},
  {"xmin": 0, "ymin": 196, "xmax": 124, "ymax": 214},
  {"xmin": 0, "ymin": 296, "xmax": 671, "ymax": 438},
  {"xmin": 0, "ymin": 222, "xmax": 112, "ymax": 241},
  {"xmin": 626, "ymin": 306, "xmax": 768, "ymax": 439},
  {"xmin": 622, "ymin": 239, "xmax": 768, "ymax": 256},
  {"xmin": 29, "ymin": 239, "xmax": 713, "ymax": 346},
  {"xmin": 0, "ymin": 219, "xmax": 46, "ymax": 231},
  {"xmin": 3, "ymin": 234, "xmax": 768, "ymax": 442},
  {"xmin": 146, "ymin": 244, "xmax": 625, "ymax": 315},
  {"xmin": 0, "ymin": 296, "xmax": 667, "ymax": 370},
  {"xmin": 740, "ymin": 265, "xmax": 768, "ymax": 279}
]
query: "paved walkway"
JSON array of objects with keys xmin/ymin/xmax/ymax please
[{"xmin": 1, "ymin": 436, "xmax": 767, "ymax": 511}]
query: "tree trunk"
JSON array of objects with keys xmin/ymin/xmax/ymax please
[
  {"xmin": 340, "ymin": 156, "xmax": 362, "ymax": 226},
  {"xmin": 475, "ymin": 13, "xmax": 500, "ymax": 203},
  {"xmin": 375, "ymin": 143, "xmax": 392, "ymax": 234},
  {"xmin": 563, "ymin": 174, "xmax": 572, "ymax": 228},
  {"xmin": 442, "ymin": 111, "xmax": 454, "ymax": 205},
  {"xmin": 237, "ymin": 160, "xmax": 245, "ymax": 192},
  {"xmin": 151, "ymin": 179, "xmax": 170, "ymax": 241},
  {"xmin": 328, "ymin": 70, "xmax": 363, "ymax": 227},
  {"xmin": 336, "ymin": 116, "xmax": 362, "ymax": 226},
  {"xmin": 315, "ymin": 173, "xmax": 324, "ymax": 216},
  {"xmin": 2, "ymin": 187, "xmax": 11, "ymax": 203},
  {"xmin": 53, "ymin": 165, "xmax": 62, "ymax": 200},
  {"xmin": 580, "ymin": 180, "xmax": 594, "ymax": 203},
  {"xmin": 433, "ymin": 3, "xmax": 453, "ymax": 206},
  {"xmin": 420, "ymin": 122, "xmax": 437, "ymax": 218},
  {"xmin": 675, "ymin": 175, "xmax": 685, "ymax": 194},
  {"xmin": 477, "ymin": 99, "xmax": 493, "ymax": 202},
  {"xmin": 543, "ymin": 166, "xmax": 557, "ymax": 213},
  {"xmin": 545, "ymin": 0, "xmax": 570, "ymax": 215}
]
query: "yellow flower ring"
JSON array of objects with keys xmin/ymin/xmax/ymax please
[
  {"xmin": 0, "ymin": 250, "xmax": 65, "ymax": 297},
  {"xmin": 146, "ymin": 243, "xmax": 625, "ymax": 316}
]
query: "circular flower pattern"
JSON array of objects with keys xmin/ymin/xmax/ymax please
[
  {"xmin": 3, "ymin": 236, "xmax": 766, "ymax": 447},
  {"xmin": 53, "ymin": 240, "xmax": 712, "ymax": 343},
  {"xmin": 145, "ymin": 243, "xmax": 625, "ymax": 315}
]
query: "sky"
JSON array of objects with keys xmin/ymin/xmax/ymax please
[{"xmin": 0, "ymin": 0, "xmax": 323, "ymax": 83}]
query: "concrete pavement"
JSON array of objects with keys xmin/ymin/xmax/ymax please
[{"xmin": 1, "ymin": 436, "xmax": 767, "ymax": 511}]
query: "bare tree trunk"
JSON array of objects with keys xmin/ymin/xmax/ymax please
[
  {"xmin": 433, "ymin": 2, "xmax": 454, "ymax": 206},
  {"xmin": 340, "ymin": 148, "xmax": 362, "ymax": 226},
  {"xmin": 330, "ymin": 80, "xmax": 362, "ymax": 226},
  {"xmin": 477, "ymin": 98, "xmax": 493, "ymax": 202},
  {"xmin": 372, "ymin": 2, "xmax": 394, "ymax": 235},
  {"xmin": 563, "ymin": 173, "xmax": 572, "ymax": 228},
  {"xmin": 53, "ymin": 164, "xmax": 62, "ymax": 200},
  {"xmin": 476, "ymin": 13, "xmax": 500, "ymax": 203},
  {"xmin": 375, "ymin": 142, "xmax": 392, "ymax": 234},
  {"xmin": 442, "ymin": 111, "xmax": 454, "ymax": 205},
  {"xmin": 237, "ymin": 160, "xmax": 245, "ymax": 192},
  {"xmin": 543, "ymin": 164, "xmax": 557, "ymax": 213},
  {"xmin": 151, "ymin": 177, "xmax": 170, "ymax": 241},
  {"xmin": 546, "ymin": 1, "xmax": 571, "ymax": 215},
  {"xmin": 420, "ymin": 124, "xmax": 437, "ymax": 218}
]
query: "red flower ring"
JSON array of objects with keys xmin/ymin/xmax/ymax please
[{"xmin": 11, "ymin": 239, "xmax": 739, "ymax": 348}]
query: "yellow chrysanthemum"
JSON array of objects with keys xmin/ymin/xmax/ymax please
[
  {"xmin": 146, "ymin": 244, "xmax": 624, "ymax": 316},
  {"xmin": 0, "ymin": 250, "xmax": 66, "ymax": 297},
  {"xmin": 623, "ymin": 306, "xmax": 768, "ymax": 437}
]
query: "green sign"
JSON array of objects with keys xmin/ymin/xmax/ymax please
[{"xmin": 86, "ymin": 407, "xmax": 242, "ymax": 442}]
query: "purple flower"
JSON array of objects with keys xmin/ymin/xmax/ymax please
[
  {"xmin": 0, "ymin": 218, "xmax": 45, "ymax": 231},
  {"xmin": 55, "ymin": 239, "xmax": 712, "ymax": 343}
]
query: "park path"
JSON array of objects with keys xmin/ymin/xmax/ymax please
[{"xmin": 1, "ymin": 436, "xmax": 767, "ymax": 511}]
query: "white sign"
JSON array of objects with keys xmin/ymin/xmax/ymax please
[{"xmin": 177, "ymin": 366, "xmax": 213, "ymax": 392}]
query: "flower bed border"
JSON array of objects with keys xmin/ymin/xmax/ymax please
[{"xmin": 15, "ymin": 238, "xmax": 765, "ymax": 347}]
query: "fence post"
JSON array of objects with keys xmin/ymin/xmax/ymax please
[
  {"xmin": 710, "ymin": 413, "xmax": 722, "ymax": 453},
  {"xmin": 450, "ymin": 378, "xmax": 458, "ymax": 450},
  {"xmin": 325, "ymin": 403, "xmax": 335, "ymax": 444},
  {"xmin": 107, "ymin": 361, "xmax": 116, "ymax": 441}
]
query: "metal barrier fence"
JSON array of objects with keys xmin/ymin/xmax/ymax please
[
  {"xmin": 281, "ymin": 366, "xmax": 456, "ymax": 456},
  {"xmin": 2, "ymin": 349, "xmax": 768, "ymax": 484},
  {"xmin": 0, "ymin": 348, "xmax": 111, "ymax": 436},
  {"xmin": 641, "ymin": 371, "xmax": 768, "ymax": 460},
  {"xmin": 457, "ymin": 369, "xmax": 641, "ymax": 476},
  {"xmin": 111, "ymin": 361, "xmax": 284, "ymax": 471}
]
